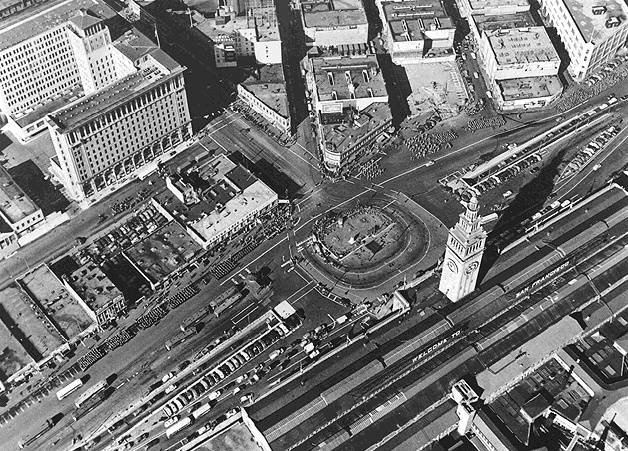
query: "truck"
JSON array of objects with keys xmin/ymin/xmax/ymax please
[
  {"xmin": 73, "ymin": 390, "xmax": 108, "ymax": 421},
  {"xmin": 18, "ymin": 419, "xmax": 55, "ymax": 448},
  {"xmin": 75, "ymin": 380, "xmax": 107, "ymax": 408},
  {"xmin": 165, "ymin": 417, "xmax": 192, "ymax": 439},
  {"xmin": 165, "ymin": 328, "xmax": 196, "ymax": 351}
]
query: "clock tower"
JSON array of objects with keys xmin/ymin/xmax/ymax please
[{"xmin": 438, "ymin": 194, "xmax": 487, "ymax": 302}]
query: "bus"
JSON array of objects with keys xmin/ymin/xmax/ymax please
[
  {"xmin": 18, "ymin": 419, "xmax": 54, "ymax": 448},
  {"xmin": 56, "ymin": 379, "xmax": 83, "ymax": 401},
  {"xmin": 73, "ymin": 390, "xmax": 107, "ymax": 421},
  {"xmin": 75, "ymin": 380, "xmax": 107, "ymax": 408},
  {"xmin": 165, "ymin": 328, "xmax": 196, "ymax": 351},
  {"xmin": 165, "ymin": 417, "xmax": 192, "ymax": 439},
  {"xmin": 191, "ymin": 403, "xmax": 211, "ymax": 419}
]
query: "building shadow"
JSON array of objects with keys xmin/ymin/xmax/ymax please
[
  {"xmin": 228, "ymin": 150, "xmax": 301, "ymax": 198},
  {"xmin": 478, "ymin": 148, "xmax": 567, "ymax": 284},
  {"xmin": 376, "ymin": 53, "xmax": 412, "ymax": 127},
  {"xmin": 8, "ymin": 160, "xmax": 70, "ymax": 215},
  {"xmin": 0, "ymin": 133, "xmax": 12, "ymax": 154}
]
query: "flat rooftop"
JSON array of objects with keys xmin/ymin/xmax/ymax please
[
  {"xmin": 194, "ymin": 421, "xmax": 265, "ymax": 451},
  {"xmin": 124, "ymin": 221, "xmax": 202, "ymax": 284},
  {"xmin": 487, "ymin": 27, "xmax": 559, "ymax": 66},
  {"xmin": 0, "ymin": 284, "xmax": 65, "ymax": 360},
  {"xmin": 20, "ymin": 265, "xmax": 93, "ymax": 340},
  {"xmin": 382, "ymin": 0, "xmax": 455, "ymax": 43},
  {"xmin": 477, "ymin": 316, "xmax": 583, "ymax": 399},
  {"xmin": 472, "ymin": 11, "xmax": 536, "ymax": 32},
  {"xmin": 565, "ymin": 0, "xmax": 628, "ymax": 44},
  {"xmin": 159, "ymin": 154, "xmax": 278, "ymax": 245},
  {"xmin": 0, "ymin": 165, "xmax": 40, "ymax": 225},
  {"xmin": 240, "ymin": 65, "xmax": 289, "ymax": 118},
  {"xmin": 250, "ymin": 6, "xmax": 280, "ymax": 41},
  {"xmin": 0, "ymin": 0, "xmax": 117, "ymax": 52},
  {"xmin": 0, "ymin": 316, "xmax": 32, "ymax": 381},
  {"xmin": 468, "ymin": 0, "xmax": 529, "ymax": 12},
  {"xmin": 322, "ymin": 102, "xmax": 391, "ymax": 154},
  {"xmin": 498, "ymin": 75, "xmax": 562, "ymax": 101},
  {"xmin": 49, "ymin": 63, "xmax": 183, "ymax": 132},
  {"xmin": 195, "ymin": 14, "xmax": 250, "ymax": 40},
  {"xmin": 114, "ymin": 28, "xmax": 180, "ymax": 71},
  {"xmin": 67, "ymin": 263, "xmax": 123, "ymax": 312},
  {"xmin": 312, "ymin": 54, "xmax": 387, "ymax": 101},
  {"xmin": 301, "ymin": 0, "xmax": 367, "ymax": 28}
]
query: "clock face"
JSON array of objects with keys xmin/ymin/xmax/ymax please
[
  {"xmin": 447, "ymin": 259, "xmax": 458, "ymax": 274},
  {"xmin": 465, "ymin": 261, "xmax": 479, "ymax": 274}
]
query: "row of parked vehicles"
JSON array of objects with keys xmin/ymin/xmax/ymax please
[
  {"xmin": 584, "ymin": 56, "xmax": 628, "ymax": 86},
  {"xmin": 561, "ymin": 125, "xmax": 619, "ymax": 180},
  {"xmin": 474, "ymin": 153, "xmax": 543, "ymax": 194}
]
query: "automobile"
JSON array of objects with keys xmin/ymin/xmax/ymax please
[
  {"xmin": 278, "ymin": 323, "xmax": 290, "ymax": 335},
  {"xmin": 222, "ymin": 362, "xmax": 235, "ymax": 373},
  {"xmin": 164, "ymin": 416, "xmax": 179, "ymax": 428},
  {"xmin": 530, "ymin": 167, "xmax": 540, "ymax": 174},
  {"xmin": 236, "ymin": 374, "xmax": 248, "ymax": 384},
  {"xmin": 240, "ymin": 393, "xmax": 254, "ymax": 404},
  {"xmin": 225, "ymin": 408, "xmax": 239, "ymax": 419},
  {"xmin": 182, "ymin": 391, "xmax": 195, "ymax": 402},
  {"xmin": 461, "ymin": 53, "xmax": 467, "ymax": 60},
  {"xmin": 197, "ymin": 425, "xmax": 210, "ymax": 435},
  {"xmin": 161, "ymin": 372, "xmax": 175, "ymax": 383},
  {"xmin": 425, "ymin": 160, "xmax": 435, "ymax": 167},
  {"xmin": 502, "ymin": 190, "xmax": 513, "ymax": 198},
  {"xmin": 473, "ymin": 71, "xmax": 479, "ymax": 79},
  {"xmin": 240, "ymin": 350, "xmax": 251, "ymax": 360},
  {"xmin": 309, "ymin": 350, "xmax": 321, "ymax": 359},
  {"xmin": 254, "ymin": 363, "xmax": 265, "ymax": 372},
  {"xmin": 248, "ymin": 374, "xmax": 260, "ymax": 385},
  {"xmin": 165, "ymin": 384, "xmax": 177, "ymax": 394},
  {"xmin": 233, "ymin": 386, "xmax": 242, "ymax": 395},
  {"xmin": 122, "ymin": 443, "xmax": 134, "ymax": 450},
  {"xmin": 485, "ymin": 90, "xmax": 493, "ymax": 99},
  {"xmin": 269, "ymin": 348, "xmax": 285, "ymax": 360},
  {"xmin": 190, "ymin": 384, "xmax": 204, "ymax": 397},
  {"xmin": 213, "ymin": 369, "xmax": 225, "ymax": 380},
  {"xmin": 470, "ymin": 51, "xmax": 476, "ymax": 59},
  {"xmin": 233, "ymin": 354, "xmax": 247, "ymax": 366},
  {"xmin": 207, "ymin": 390, "xmax": 221, "ymax": 401},
  {"xmin": 199, "ymin": 379, "xmax": 211, "ymax": 391}
]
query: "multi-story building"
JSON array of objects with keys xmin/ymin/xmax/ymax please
[
  {"xmin": 377, "ymin": 0, "xmax": 456, "ymax": 64},
  {"xmin": 0, "ymin": 165, "xmax": 44, "ymax": 236},
  {"xmin": 539, "ymin": 0, "xmax": 628, "ymax": 81},
  {"xmin": 0, "ymin": 0, "xmax": 120, "ymax": 142},
  {"xmin": 472, "ymin": 13, "xmax": 563, "ymax": 110},
  {"xmin": 46, "ymin": 27, "xmax": 191, "ymax": 204},
  {"xmin": 152, "ymin": 153, "xmax": 278, "ymax": 250},
  {"xmin": 237, "ymin": 65, "xmax": 291, "ymax": 133},
  {"xmin": 480, "ymin": 27, "xmax": 560, "ymax": 82},
  {"xmin": 456, "ymin": 0, "xmax": 529, "ymax": 19},
  {"xmin": 306, "ymin": 50, "xmax": 390, "ymax": 172},
  {"xmin": 301, "ymin": 0, "xmax": 368, "ymax": 47},
  {"xmin": 62, "ymin": 263, "xmax": 126, "ymax": 328},
  {"xmin": 196, "ymin": 5, "xmax": 281, "ymax": 68}
]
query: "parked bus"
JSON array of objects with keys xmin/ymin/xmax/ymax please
[
  {"xmin": 75, "ymin": 380, "xmax": 107, "ymax": 408},
  {"xmin": 56, "ymin": 379, "xmax": 83, "ymax": 401},
  {"xmin": 165, "ymin": 328, "xmax": 196, "ymax": 351},
  {"xmin": 18, "ymin": 419, "xmax": 54, "ymax": 448},
  {"xmin": 191, "ymin": 403, "xmax": 211, "ymax": 419},
  {"xmin": 73, "ymin": 390, "xmax": 107, "ymax": 421},
  {"xmin": 165, "ymin": 416, "xmax": 192, "ymax": 439}
]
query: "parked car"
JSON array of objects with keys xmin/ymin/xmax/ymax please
[
  {"xmin": 269, "ymin": 348, "xmax": 285, "ymax": 360},
  {"xmin": 164, "ymin": 416, "xmax": 179, "ymax": 428}
]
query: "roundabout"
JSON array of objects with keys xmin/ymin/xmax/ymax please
[{"xmin": 303, "ymin": 195, "xmax": 432, "ymax": 290}]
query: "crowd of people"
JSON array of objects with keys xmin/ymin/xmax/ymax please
[
  {"xmin": 354, "ymin": 159, "xmax": 384, "ymax": 180},
  {"xmin": 167, "ymin": 284, "xmax": 200, "ymax": 309},
  {"xmin": 105, "ymin": 329, "xmax": 132, "ymax": 351},
  {"xmin": 405, "ymin": 132, "xmax": 444, "ymax": 161},
  {"xmin": 137, "ymin": 305, "xmax": 168, "ymax": 330},
  {"xmin": 555, "ymin": 61, "xmax": 628, "ymax": 113},
  {"xmin": 78, "ymin": 346, "xmax": 106, "ymax": 372},
  {"xmin": 465, "ymin": 115, "xmax": 506, "ymax": 132}
]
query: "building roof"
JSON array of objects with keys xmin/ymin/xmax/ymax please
[
  {"xmin": 565, "ymin": 0, "xmax": 628, "ymax": 44},
  {"xmin": 0, "ymin": 165, "xmax": 40, "ymax": 225},
  {"xmin": 160, "ymin": 154, "xmax": 278, "ymax": 246},
  {"xmin": 240, "ymin": 65, "xmax": 289, "ymax": 118},
  {"xmin": 312, "ymin": 54, "xmax": 387, "ymax": 101},
  {"xmin": 67, "ymin": 263, "xmax": 123, "ymax": 312},
  {"xmin": 472, "ymin": 11, "xmax": 537, "ymax": 33},
  {"xmin": 321, "ymin": 102, "xmax": 391, "ymax": 154},
  {"xmin": 382, "ymin": 0, "xmax": 454, "ymax": 43},
  {"xmin": 301, "ymin": 0, "xmax": 367, "ymax": 29},
  {"xmin": 250, "ymin": 6, "xmax": 279, "ymax": 41},
  {"xmin": 477, "ymin": 316, "xmax": 583, "ymax": 399},
  {"xmin": 498, "ymin": 75, "xmax": 562, "ymax": 101},
  {"xmin": 0, "ymin": 0, "xmax": 117, "ymax": 52},
  {"xmin": 48, "ymin": 62, "xmax": 183, "ymax": 132},
  {"xmin": 468, "ymin": 0, "xmax": 529, "ymax": 13},
  {"xmin": 195, "ymin": 14, "xmax": 251, "ymax": 40},
  {"xmin": 487, "ymin": 26, "xmax": 559, "ymax": 66},
  {"xmin": 113, "ymin": 28, "xmax": 179, "ymax": 70}
]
